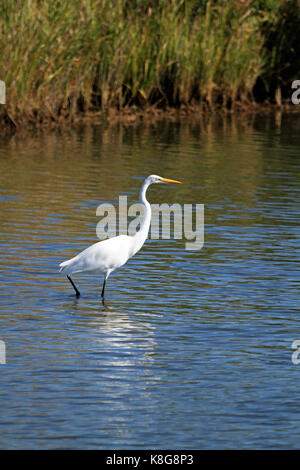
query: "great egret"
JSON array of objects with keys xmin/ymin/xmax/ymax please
[{"xmin": 59, "ymin": 175, "xmax": 182, "ymax": 300}]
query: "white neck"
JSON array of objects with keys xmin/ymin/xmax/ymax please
[{"xmin": 130, "ymin": 179, "xmax": 152, "ymax": 256}]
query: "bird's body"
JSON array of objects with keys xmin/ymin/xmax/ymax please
[
  {"xmin": 60, "ymin": 235, "xmax": 132, "ymax": 275},
  {"xmin": 59, "ymin": 175, "xmax": 181, "ymax": 300}
]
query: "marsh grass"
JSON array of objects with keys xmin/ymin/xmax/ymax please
[{"xmin": 1, "ymin": 0, "xmax": 299, "ymax": 125}]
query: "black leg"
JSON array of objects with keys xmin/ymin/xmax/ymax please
[
  {"xmin": 101, "ymin": 278, "xmax": 106, "ymax": 299},
  {"xmin": 67, "ymin": 275, "xmax": 80, "ymax": 297}
]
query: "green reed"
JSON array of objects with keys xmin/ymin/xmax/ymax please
[{"xmin": 0, "ymin": 0, "xmax": 299, "ymax": 124}]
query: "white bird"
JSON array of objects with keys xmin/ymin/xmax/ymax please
[{"xmin": 59, "ymin": 175, "xmax": 182, "ymax": 300}]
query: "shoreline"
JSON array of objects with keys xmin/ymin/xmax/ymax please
[
  {"xmin": 2, "ymin": 1, "xmax": 300, "ymax": 133},
  {"xmin": 1, "ymin": 100, "xmax": 299, "ymax": 133}
]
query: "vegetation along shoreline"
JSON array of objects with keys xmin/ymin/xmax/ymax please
[{"xmin": 1, "ymin": 0, "xmax": 300, "ymax": 130}]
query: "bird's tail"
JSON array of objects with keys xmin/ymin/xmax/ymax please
[{"xmin": 59, "ymin": 259, "xmax": 73, "ymax": 273}]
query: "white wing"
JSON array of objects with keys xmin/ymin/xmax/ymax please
[{"xmin": 59, "ymin": 235, "xmax": 132, "ymax": 275}]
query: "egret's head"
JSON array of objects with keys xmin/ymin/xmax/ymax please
[{"xmin": 147, "ymin": 175, "xmax": 182, "ymax": 185}]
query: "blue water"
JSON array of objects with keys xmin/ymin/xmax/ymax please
[{"xmin": 0, "ymin": 115, "xmax": 299, "ymax": 448}]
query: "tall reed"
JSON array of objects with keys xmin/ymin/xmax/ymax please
[{"xmin": 0, "ymin": 0, "xmax": 298, "ymax": 124}]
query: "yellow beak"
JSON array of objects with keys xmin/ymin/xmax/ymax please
[{"xmin": 160, "ymin": 177, "xmax": 182, "ymax": 184}]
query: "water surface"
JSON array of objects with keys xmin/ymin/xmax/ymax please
[{"xmin": 0, "ymin": 113, "xmax": 299, "ymax": 449}]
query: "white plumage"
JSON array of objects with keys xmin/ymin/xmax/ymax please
[
  {"xmin": 60, "ymin": 235, "xmax": 131, "ymax": 275},
  {"xmin": 59, "ymin": 174, "xmax": 181, "ymax": 300}
]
